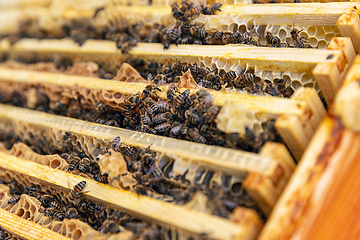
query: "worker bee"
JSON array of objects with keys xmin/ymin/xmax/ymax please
[
  {"xmin": 184, "ymin": 2, "xmax": 202, "ymax": 19},
  {"xmin": 144, "ymin": 97, "xmax": 159, "ymax": 113},
  {"xmin": 157, "ymin": 101, "xmax": 171, "ymax": 112},
  {"xmin": 49, "ymin": 200, "xmax": 61, "ymax": 209},
  {"xmin": 290, "ymin": 28, "xmax": 309, "ymax": 48},
  {"xmin": 124, "ymin": 145, "xmax": 137, "ymax": 157},
  {"xmin": 225, "ymin": 70, "xmax": 237, "ymax": 81},
  {"xmin": 7, "ymin": 196, "xmax": 20, "ymax": 205},
  {"xmin": 176, "ymin": 36, "xmax": 192, "ymax": 45},
  {"xmin": 153, "ymin": 112, "xmax": 172, "ymax": 124},
  {"xmin": 78, "ymin": 158, "xmax": 91, "ymax": 172},
  {"xmin": 65, "ymin": 208, "xmax": 79, "ymax": 219},
  {"xmin": 53, "ymin": 210, "xmax": 65, "ymax": 221},
  {"xmin": 242, "ymin": 32, "xmax": 258, "ymax": 46},
  {"xmin": 189, "ymin": 128, "xmax": 207, "ymax": 144},
  {"xmin": 168, "ymin": 24, "xmax": 182, "ymax": 43},
  {"xmin": 266, "ymin": 32, "xmax": 280, "ymax": 46},
  {"xmin": 140, "ymin": 108, "xmax": 152, "ymax": 126},
  {"xmin": 181, "ymin": 21, "xmax": 191, "ymax": 36},
  {"xmin": 190, "ymin": 25, "xmax": 208, "ymax": 39},
  {"xmin": 44, "ymin": 207, "xmax": 56, "ymax": 218},
  {"xmin": 171, "ymin": 2, "xmax": 184, "ymax": 20},
  {"xmin": 174, "ymin": 89, "xmax": 190, "ymax": 105},
  {"xmin": 213, "ymin": 31, "xmax": 224, "ymax": 42},
  {"xmin": 154, "ymin": 122, "xmax": 172, "ymax": 134},
  {"xmin": 68, "ymin": 181, "xmax": 87, "ymax": 201},
  {"xmin": 202, "ymin": 3, "xmax": 222, "ymax": 15},
  {"xmin": 277, "ymin": 79, "xmax": 293, "ymax": 98},
  {"xmin": 278, "ymin": 42, "xmax": 289, "ymax": 48},
  {"xmin": 203, "ymin": 105, "xmax": 220, "ymax": 123},
  {"xmin": 234, "ymin": 72, "xmax": 255, "ymax": 87},
  {"xmin": 100, "ymin": 220, "xmax": 121, "ymax": 234},
  {"xmin": 185, "ymin": 110, "xmax": 201, "ymax": 125},
  {"xmin": 111, "ymin": 136, "xmax": 122, "ymax": 152},
  {"xmin": 40, "ymin": 195, "xmax": 53, "ymax": 207},
  {"xmin": 161, "ymin": 31, "xmax": 171, "ymax": 50},
  {"xmin": 105, "ymin": 120, "xmax": 119, "ymax": 127}
]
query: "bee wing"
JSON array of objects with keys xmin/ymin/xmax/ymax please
[
  {"xmin": 166, "ymin": 24, "xmax": 175, "ymax": 34},
  {"xmin": 147, "ymin": 73, "xmax": 154, "ymax": 84}
]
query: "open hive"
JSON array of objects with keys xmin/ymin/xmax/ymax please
[{"xmin": 0, "ymin": 0, "xmax": 359, "ymax": 240}]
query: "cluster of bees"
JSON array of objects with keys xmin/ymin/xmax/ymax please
[
  {"xmin": 120, "ymin": 86, "xmax": 280, "ymax": 152},
  {"xmin": 1, "ymin": 178, "xmax": 162, "ymax": 238},
  {"xmin": 127, "ymin": 59, "xmax": 294, "ymax": 97},
  {"xmin": 0, "ymin": 227, "xmax": 19, "ymax": 240}
]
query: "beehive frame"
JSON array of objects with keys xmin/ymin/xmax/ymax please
[{"xmin": 0, "ymin": 66, "xmax": 326, "ymax": 160}]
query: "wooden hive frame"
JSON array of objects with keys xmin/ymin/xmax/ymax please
[
  {"xmin": 0, "ymin": 103, "xmax": 295, "ymax": 217},
  {"xmin": 0, "ymin": 65, "xmax": 325, "ymax": 161},
  {"xmin": 0, "ymin": 35, "xmax": 355, "ymax": 104},
  {"xmin": 0, "ymin": 122, "xmax": 267, "ymax": 240},
  {"xmin": 259, "ymin": 51, "xmax": 360, "ymax": 240}
]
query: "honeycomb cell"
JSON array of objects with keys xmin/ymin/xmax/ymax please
[
  {"xmin": 229, "ymin": 23, "xmax": 238, "ymax": 32},
  {"xmin": 218, "ymin": 25, "xmax": 229, "ymax": 32},
  {"xmin": 334, "ymin": 26, "xmax": 340, "ymax": 34},
  {"xmin": 300, "ymin": 31, "xmax": 309, "ymax": 39},
  {"xmin": 304, "ymin": 82, "xmax": 314, "ymax": 88},
  {"xmin": 309, "ymin": 37, "xmax": 318, "ymax": 47},
  {"xmin": 209, "ymin": 17, "xmax": 221, "ymax": 29},
  {"xmin": 323, "ymin": 26, "xmax": 334, "ymax": 33},
  {"xmin": 72, "ymin": 229, "xmax": 82, "ymax": 240},
  {"xmin": 246, "ymin": 21, "xmax": 255, "ymax": 31},
  {"xmin": 318, "ymin": 40, "xmax": 327, "ymax": 49},
  {"xmin": 238, "ymin": 24, "xmax": 247, "ymax": 33},
  {"xmin": 278, "ymin": 28, "xmax": 287, "ymax": 40},
  {"xmin": 291, "ymin": 80, "xmax": 302, "ymax": 90},
  {"xmin": 316, "ymin": 27, "xmax": 326, "ymax": 39},
  {"xmin": 301, "ymin": 72, "xmax": 313, "ymax": 84},
  {"xmin": 307, "ymin": 26, "xmax": 316, "ymax": 36},
  {"xmin": 325, "ymin": 33, "xmax": 335, "ymax": 42},
  {"xmin": 283, "ymin": 74, "xmax": 291, "ymax": 82}
]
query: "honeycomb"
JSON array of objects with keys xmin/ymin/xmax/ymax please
[
  {"xmin": 0, "ymin": 142, "xmax": 69, "ymax": 171},
  {"xmin": 0, "ymin": 185, "xmax": 130, "ymax": 240}
]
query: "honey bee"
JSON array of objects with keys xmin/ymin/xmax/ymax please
[
  {"xmin": 278, "ymin": 42, "xmax": 289, "ymax": 48},
  {"xmin": 44, "ymin": 207, "xmax": 56, "ymax": 218},
  {"xmin": 154, "ymin": 122, "xmax": 171, "ymax": 133},
  {"xmin": 124, "ymin": 145, "xmax": 137, "ymax": 157},
  {"xmin": 49, "ymin": 200, "xmax": 61, "ymax": 209},
  {"xmin": 105, "ymin": 120, "xmax": 119, "ymax": 127},
  {"xmin": 176, "ymin": 36, "xmax": 192, "ymax": 45},
  {"xmin": 171, "ymin": 2, "xmax": 184, "ymax": 20},
  {"xmin": 234, "ymin": 72, "xmax": 255, "ymax": 87},
  {"xmin": 213, "ymin": 31, "xmax": 224, "ymax": 42},
  {"xmin": 40, "ymin": 195, "xmax": 53, "ymax": 207},
  {"xmin": 185, "ymin": 110, "xmax": 200, "ymax": 125},
  {"xmin": 144, "ymin": 97, "xmax": 159, "ymax": 113},
  {"xmin": 202, "ymin": 3, "xmax": 222, "ymax": 15},
  {"xmin": 266, "ymin": 32, "xmax": 280, "ymax": 46},
  {"xmin": 184, "ymin": 2, "xmax": 202, "ymax": 19},
  {"xmin": 100, "ymin": 220, "xmax": 121, "ymax": 234},
  {"xmin": 225, "ymin": 70, "xmax": 237, "ymax": 81},
  {"xmin": 153, "ymin": 112, "xmax": 172, "ymax": 124},
  {"xmin": 68, "ymin": 181, "xmax": 87, "ymax": 200},
  {"xmin": 277, "ymin": 79, "xmax": 293, "ymax": 98},
  {"xmin": 190, "ymin": 25, "xmax": 208, "ymax": 39},
  {"xmin": 161, "ymin": 31, "xmax": 171, "ymax": 50},
  {"xmin": 157, "ymin": 101, "xmax": 171, "ymax": 112},
  {"xmin": 68, "ymin": 157, "xmax": 80, "ymax": 171},
  {"xmin": 111, "ymin": 136, "xmax": 122, "ymax": 151},
  {"xmin": 78, "ymin": 158, "xmax": 91, "ymax": 172},
  {"xmin": 242, "ymin": 32, "xmax": 258, "ymax": 46},
  {"xmin": 204, "ymin": 34, "xmax": 214, "ymax": 45},
  {"xmin": 290, "ymin": 28, "xmax": 309, "ymax": 48},
  {"xmin": 65, "ymin": 208, "xmax": 79, "ymax": 219},
  {"xmin": 203, "ymin": 105, "xmax": 220, "ymax": 122},
  {"xmin": 53, "ymin": 210, "xmax": 65, "ymax": 221},
  {"xmin": 181, "ymin": 21, "xmax": 191, "ymax": 36},
  {"xmin": 168, "ymin": 24, "xmax": 182, "ymax": 43},
  {"xmin": 174, "ymin": 89, "xmax": 190, "ymax": 105},
  {"xmin": 189, "ymin": 128, "xmax": 207, "ymax": 144},
  {"xmin": 198, "ymin": 67, "xmax": 211, "ymax": 76},
  {"xmin": 7, "ymin": 196, "xmax": 20, "ymax": 205}
]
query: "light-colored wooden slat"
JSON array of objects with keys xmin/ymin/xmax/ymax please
[
  {"xmin": 203, "ymin": 2, "xmax": 359, "ymax": 26},
  {"xmin": 343, "ymin": 55, "xmax": 360, "ymax": 86},
  {"xmin": 337, "ymin": 10, "xmax": 360, "ymax": 52},
  {"xmin": 0, "ymin": 151, "xmax": 258, "ymax": 240},
  {"xmin": 0, "ymin": 67, "xmax": 306, "ymax": 117},
  {"xmin": 0, "ymin": 38, "xmax": 344, "ymax": 73},
  {"xmin": 259, "ymin": 116, "xmax": 335, "ymax": 240},
  {"xmin": 0, "ymin": 207, "xmax": 70, "ymax": 240},
  {"xmin": 313, "ymin": 62, "xmax": 341, "ymax": 104},
  {"xmin": 0, "ymin": 103, "xmax": 277, "ymax": 177},
  {"xmin": 243, "ymin": 142, "xmax": 295, "ymax": 216}
]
